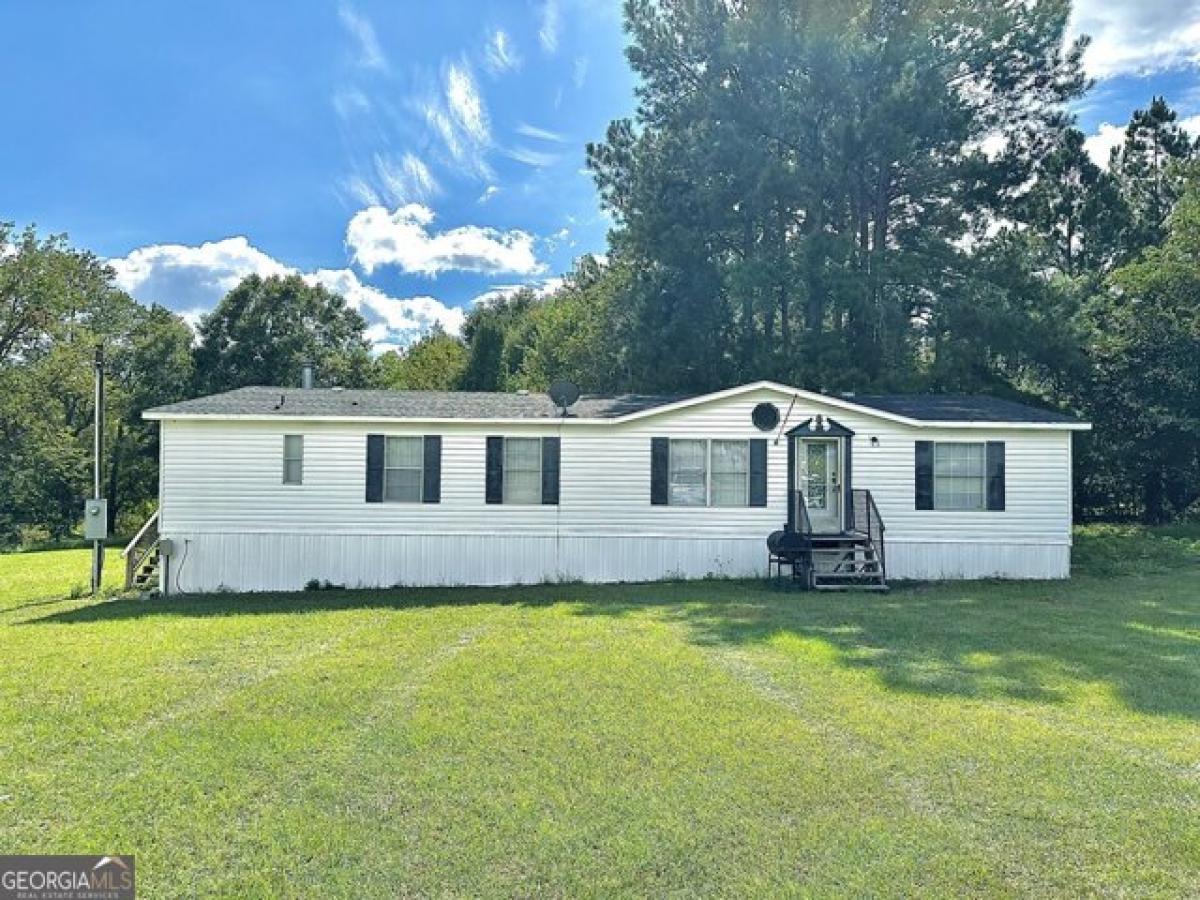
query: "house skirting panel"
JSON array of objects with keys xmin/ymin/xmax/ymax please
[
  {"xmin": 161, "ymin": 533, "xmax": 1071, "ymax": 594},
  {"xmin": 886, "ymin": 540, "xmax": 1070, "ymax": 580}
]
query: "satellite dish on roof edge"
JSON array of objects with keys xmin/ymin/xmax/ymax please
[{"xmin": 549, "ymin": 380, "xmax": 580, "ymax": 414}]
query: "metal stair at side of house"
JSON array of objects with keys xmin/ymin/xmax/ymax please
[
  {"xmin": 807, "ymin": 534, "xmax": 888, "ymax": 591},
  {"xmin": 810, "ymin": 489, "xmax": 889, "ymax": 592}
]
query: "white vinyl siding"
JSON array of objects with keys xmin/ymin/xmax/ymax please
[
  {"xmin": 282, "ymin": 435, "xmax": 303, "ymax": 485},
  {"xmin": 934, "ymin": 442, "xmax": 986, "ymax": 511},
  {"xmin": 384, "ymin": 436, "xmax": 423, "ymax": 502},
  {"xmin": 157, "ymin": 385, "xmax": 1078, "ymax": 590},
  {"xmin": 503, "ymin": 437, "xmax": 542, "ymax": 505}
]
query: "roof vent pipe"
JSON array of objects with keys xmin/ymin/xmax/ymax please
[{"xmin": 301, "ymin": 361, "xmax": 315, "ymax": 390}]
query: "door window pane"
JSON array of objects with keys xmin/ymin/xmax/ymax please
[
  {"xmin": 503, "ymin": 438, "xmax": 542, "ymax": 504},
  {"xmin": 805, "ymin": 443, "xmax": 828, "ymax": 509}
]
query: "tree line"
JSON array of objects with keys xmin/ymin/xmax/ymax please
[{"xmin": 3, "ymin": 0, "xmax": 1198, "ymax": 544}]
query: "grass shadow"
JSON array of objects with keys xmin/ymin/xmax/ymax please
[{"xmin": 24, "ymin": 569, "xmax": 1200, "ymax": 720}]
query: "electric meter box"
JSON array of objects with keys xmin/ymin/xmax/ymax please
[{"xmin": 83, "ymin": 499, "xmax": 108, "ymax": 540}]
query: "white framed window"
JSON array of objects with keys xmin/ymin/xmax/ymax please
[
  {"xmin": 933, "ymin": 442, "xmax": 986, "ymax": 511},
  {"xmin": 503, "ymin": 437, "xmax": 542, "ymax": 504},
  {"xmin": 668, "ymin": 439, "xmax": 750, "ymax": 507},
  {"xmin": 283, "ymin": 435, "xmax": 303, "ymax": 485},
  {"xmin": 384, "ymin": 436, "xmax": 424, "ymax": 502},
  {"xmin": 710, "ymin": 440, "xmax": 750, "ymax": 507}
]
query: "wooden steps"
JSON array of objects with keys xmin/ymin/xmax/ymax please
[
  {"xmin": 122, "ymin": 509, "xmax": 161, "ymax": 591},
  {"xmin": 131, "ymin": 550, "xmax": 161, "ymax": 590}
]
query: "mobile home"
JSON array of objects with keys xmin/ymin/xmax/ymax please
[{"xmin": 132, "ymin": 381, "xmax": 1089, "ymax": 593}]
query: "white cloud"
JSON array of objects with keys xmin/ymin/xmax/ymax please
[
  {"xmin": 1084, "ymin": 114, "xmax": 1200, "ymax": 166},
  {"xmin": 306, "ymin": 268, "xmax": 465, "ymax": 340},
  {"xmin": 478, "ymin": 184, "xmax": 500, "ymax": 203},
  {"xmin": 516, "ymin": 122, "xmax": 566, "ymax": 143},
  {"xmin": 332, "ymin": 88, "xmax": 371, "ymax": 120},
  {"xmin": 544, "ymin": 227, "xmax": 573, "ymax": 253},
  {"xmin": 109, "ymin": 236, "xmax": 464, "ymax": 350},
  {"xmin": 539, "ymin": 0, "xmax": 561, "ymax": 54},
  {"xmin": 505, "ymin": 146, "xmax": 561, "ymax": 167},
  {"xmin": 364, "ymin": 322, "xmax": 392, "ymax": 344},
  {"xmin": 178, "ymin": 307, "xmax": 208, "ymax": 337},
  {"xmin": 573, "ymin": 56, "xmax": 589, "ymax": 89},
  {"xmin": 338, "ymin": 4, "xmax": 388, "ymax": 71},
  {"xmin": 1067, "ymin": 0, "xmax": 1200, "ymax": 78},
  {"xmin": 346, "ymin": 203, "xmax": 544, "ymax": 277},
  {"xmin": 1084, "ymin": 122, "xmax": 1126, "ymax": 166},
  {"xmin": 374, "ymin": 152, "xmax": 439, "ymax": 204},
  {"xmin": 472, "ymin": 277, "xmax": 565, "ymax": 308},
  {"xmin": 109, "ymin": 237, "xmax": 291, "ymax": 309},
  {"xmin": 340, "ymin": 174, "xmax": 383, "ymax": 208},
  {"xmin": 973, "ymin": 131, "xmax": 1008, "ymax": 160},
  {"xmin": 483, "ymin": 29, "xmax": 521, "ymax": 75},
  {"xmin": 420, "ymin": 62, "xmax": 494, "ymax": 180},
  {"xmin": 445, "ymin": 62, "xmax": 489, "ymax": 145}
]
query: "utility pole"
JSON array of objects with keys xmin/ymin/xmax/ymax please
[{"xmin": 90, "ymin": 345, "xmax": 106, "ymax": 595}]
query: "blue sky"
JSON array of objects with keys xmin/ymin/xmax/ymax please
[{"xmin": 1, "ymin": 0, "xmax": 1198, "ymax": 351}]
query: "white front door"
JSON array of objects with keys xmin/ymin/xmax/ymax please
[{"xmin": 798, "ymin": 438, "xmax": 842, "ymax": 532}]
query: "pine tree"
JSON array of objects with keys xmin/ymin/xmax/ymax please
[
  {"xmin": 588, "ymin": 0, "xmax": 1088, "ymax": 392},
  {"xmin": 1110, "ymin": 97, "xmax": 1197, "ymax": 256}
]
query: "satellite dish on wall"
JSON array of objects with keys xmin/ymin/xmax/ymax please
[
  {"xmin": 752, "ymin": 402, "xmax": 780, "ymax": 432},
  {"xmin": 549, "ymin": 380, "xmax": 580, "ymax": 414}
]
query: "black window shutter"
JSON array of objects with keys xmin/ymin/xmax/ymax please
[
  {"xmin": 986, "ymin": 441, "xmax": 1006, "ymax": 511},
  {"xmin": 422, "ymin": 435, "xmax": 441, "ymax": 503},
  {"xmin": 365, "ymin": 434, "xmax": 385, "ymax": 503},
  {"xmin": 786, "ymin": 437, "xmax": 796, "ymax": 529},
  {"xmin": 541, "ymin": 436, "xmax": 561, "ymax": 505},
  {"xmin": 915, "ymin": 440, "xmax": 934, "ymax": 510},
  {"xmin": 485, "ymin": 436, "xmax": 504, "ymax": 504},
  {"xmin": 650, "ymin": 437, "xmax": 669, "ymax": 505},
  {"xmin": 749, "ymin": 439, "xmax": 768, "ymax": 507}
]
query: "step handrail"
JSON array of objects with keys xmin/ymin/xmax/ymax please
[
  {"xmin": 851, "ymin": 489, "xmax": 886, "ymax": 581},
  {"xmin": 121, "ymin": 509, "xmax": 159, "ymax": 558}
]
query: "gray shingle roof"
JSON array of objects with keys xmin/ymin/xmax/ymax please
[
  {"xmin": 144, "ymin": 384, "xmax": 1083, "ymax": 425},
  {"xmin": 847, "ymin": 394, "xmax": 1081, "ymax": 424},
  {"xmin": 144, "ymin": 386, "xmax": 689, "ymax": 420}
]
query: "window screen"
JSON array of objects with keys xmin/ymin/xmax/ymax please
[
  {"xmin": 933, "ymin": 442, "xmax": 985, "ymax": 511},
  {"xmin": 283, "ymin": 435, "xmax": 303, "ymax": 485},
  {"xmin": 503, "ymin": 437, "xmax": 542, "ymax": 504},
  {"xmin": 384, "ymin": 436, "xmax": 423, "ymax": 502},
  {"xmin": 711, "ymin": 440, "xmax": 749, "ymax": 507},
  {"xmin": 668, "ymin": 439, "xmax": 708, "ymax": 506}
]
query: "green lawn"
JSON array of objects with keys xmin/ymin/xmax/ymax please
[{"xmin": 1, "ymin": 531, "xmax": 1198, "ymax": 897}]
